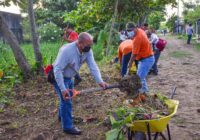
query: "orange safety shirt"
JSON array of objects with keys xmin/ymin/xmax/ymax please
[
  {"xmin": 132, "ymin": 29, "xmax": 153, "ymax": 60},
  {"xmin": 118, "ymin": 39, "xmax": 133, "ymax": 63}
]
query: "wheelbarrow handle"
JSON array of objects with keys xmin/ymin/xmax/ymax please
[{"xmin": 169, "ymin": 86, "xmax": 177, "ymax": 99}]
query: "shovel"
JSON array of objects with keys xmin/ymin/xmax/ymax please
[
  {"xmin": 65, "ymin": 74, "xmax": 141, "ymax": 99},
  {"xmin": 65, "ymin": 83, "xmax": 120, "ymax": 99}
]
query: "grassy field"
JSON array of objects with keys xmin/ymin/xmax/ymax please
[
  {"xmin": 0, "ymin": 41, "xmax": 61, "ymax": 107},
  {"xmin": 0, "ymin": 41, "xmax": 61, "ymax": 68}
]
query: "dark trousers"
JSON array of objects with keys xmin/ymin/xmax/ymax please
[
  {"xmin": 121, "ymin": 52, "xmax": 132, "ymax": 77},
  {"xmin": 187, "ymin": 35, "xmax": 192, "ymax": 44},
  {"xmin": 151, "ymin": 51, "xmax": 161, "ymax": 73}
]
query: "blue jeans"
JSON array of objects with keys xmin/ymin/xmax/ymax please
[
  {"xmin": 121, "ymin": 52, "xmax": 132, "ymax": 77},
  {"xmin": 137, "ymin": 56, "xmax": 155, "ymax": 93},
  {"xmin": 54, "ymin": 78, "xmax": 74, "ymax": 130},
  {"xmin": 152, "ymin": 51, "xmax": 161, "ymax": 73}
]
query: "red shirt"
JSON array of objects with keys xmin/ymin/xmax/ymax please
[{"xmin": 68, "ymin": 31, "xmax": 78, "ymax": 42}]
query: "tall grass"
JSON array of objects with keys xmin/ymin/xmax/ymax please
[{"xmin": 0, "ymin": 41, "xmax": 61, "ymax": 69}]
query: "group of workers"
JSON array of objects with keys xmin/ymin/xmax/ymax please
[
  {"xmin": 52, "ymin": 22, "xmax": 163, "ymax": 135},
  {"xmin": 118, "ymin": 23, "xmax": 161, "ymax": 77}
]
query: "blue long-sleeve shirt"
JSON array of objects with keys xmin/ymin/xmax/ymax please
[
  {"xmin": 187, "ymin": 26, "xmax": 193, "ymax": 35},
  {"xmin": 53, "ymin": 41, "xmax": 103, "ymax": 92}
]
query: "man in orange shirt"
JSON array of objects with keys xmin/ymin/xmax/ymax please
[
  {"xmin": 126, "ymin": 22, "xmax": 155, "ymax": 94},
  {"xmin": 118, "ymin": 39, "xmax": 133, "ymax": 77}
]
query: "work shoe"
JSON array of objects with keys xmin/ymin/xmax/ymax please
[{"xmin": 63, "ymin": 127, "xmax": 82, "ymax": 135}]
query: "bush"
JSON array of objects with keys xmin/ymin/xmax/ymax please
[{"xmin": 38, "ymin": 22, "xmax": 62, "ymax": 42}]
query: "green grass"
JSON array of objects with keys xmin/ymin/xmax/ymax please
[
  {"xmin": 177, "ymin": 34, "xmax": 187, "ymax": 40},
  {"xmin": 0, "ymin": 41, "xmax": 62, "ymax": 109},
  {"xmin": 195, "ymin": 43, "xmax": 200, "ymax": 51},
  {"xmin": 169, "ymin": 51, "xmax": 191, "ymax": 58},
  {"xmin": 0, "ymin": 41, "xmax": 61, "ymax": 68}
]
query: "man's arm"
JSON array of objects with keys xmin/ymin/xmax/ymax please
[
  {"xmin": 86, "ymin": 51, "xmax": 108, "ymax": 89},
  {"xmin": 118, "ymin": 48, "xmax": 122, "ymax": 64},
  {"xmin": 128, "ymin": 54, "xmax": 136, "ymax": 68},
  {"xmin": 63, "ymin": 33, "xmax": 74, "ymax": 43},
  {"xmin": 53, "ymin": 47, "xmax": 69, "ymax": 92}
]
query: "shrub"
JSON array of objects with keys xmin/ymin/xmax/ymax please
[{"xmin": 38, "ymin": 22, "xmax": 62, "ymax": 42}]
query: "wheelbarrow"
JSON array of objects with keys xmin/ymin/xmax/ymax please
[{"xmin": 127, "ymin": 87, "xmax": 179, "ymax": 140}]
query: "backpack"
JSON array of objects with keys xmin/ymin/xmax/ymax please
[
  {"xmin": 156, "ymin": 38, "xmax": 167, "ymax": 52},
  {"xmin": 44, "ymin": 64, "xmax": 55, "ymax": 84}
]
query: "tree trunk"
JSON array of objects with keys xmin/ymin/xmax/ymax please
[
  {"xmin": 106, "ymin": 0, "xmax": 118, "ymax": 56},
  {"xmin": 0, "ymin": 15, "xmax": 32, "ymax": 79},
  {"xmin": 28, "ymin": 0, "xmax": 44, "ymax": 74}
]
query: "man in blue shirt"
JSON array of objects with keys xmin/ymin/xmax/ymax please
[
  {"xmin": 53, "ymin": 32, "xmax": 108, "ymax": 135},
  {"xmin": 187, "ymin": 23, "xmax": 193, "ymax": 44}
]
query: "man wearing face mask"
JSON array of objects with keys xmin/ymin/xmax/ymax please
[
  {"xmin": 126, "ymin": 22, "xmax": 155, "ymax": 94},
  {"xmin": 53, "ymin": 32, "xmax": 108, "ymax": 135}
]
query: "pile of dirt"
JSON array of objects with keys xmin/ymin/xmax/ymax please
[{"xmin": 119, "ymin": 74, "xmax": 141, "ymax": 94}]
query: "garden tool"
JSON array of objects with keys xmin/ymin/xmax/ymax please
[
  {"xmin": 64, "ymin": 74, "xmax": 141, "ymax": 100},
  {"xmin": 65, "ymin": 83, "xmax": 120, "ymax": 99}
]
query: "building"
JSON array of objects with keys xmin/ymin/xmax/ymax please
[{"xmin": 0, "ymin": 11, "xmax": 23, "ymax": 43}]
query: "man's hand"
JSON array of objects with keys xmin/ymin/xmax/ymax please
[
  {"xmin": 99, "ymin": 82, "xmax": 108, "ymax": 90},
  {"xmin": 62, "ymin": 90, "xmax": 70, "ymax": 100}
]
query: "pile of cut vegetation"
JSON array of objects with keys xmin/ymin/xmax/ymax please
[{"xmin": 105, "ymin": 94, "xmax": 170, "ymax": 139}]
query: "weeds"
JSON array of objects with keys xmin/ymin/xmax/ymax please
[
  {"xmin": 169, "ymin": 51, "xmax": 191, "ymax": 58},
  {"xmin": 16, "ymin": 106, "xmax": 28, "ymax": 116}
]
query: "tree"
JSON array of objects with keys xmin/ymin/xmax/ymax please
[
  {"xmin": 0, "ymin": 1, "xmax": 32, "ymax": 78},
  {"xmin": 63, "ymin": 0, "xmax": 177, "ymax": 56},
  {"xmin": 34, "ymin": 0, "xmax": 78, "ymax": 28},
  {"xmin": 28, "ymin": 0, "xmax": 44, "ymax": 74},
  {"xmin": 1, "ymin": 0, "xmax": 44, "ymax": 77},
  {"xmin": 148, "ymin": 11, "xmax": 165, "ymax": 30},
  {"xmin": 166, "ymin": 14, "xmax": 178, "ymax": 32},
  {"xmin": 64, "ymin": 0, "xmax": 177, "ymax": 32}
]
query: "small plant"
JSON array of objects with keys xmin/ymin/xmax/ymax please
[
  {"xmin": 16, "ymin": 106, "xmax": 28, "ymax": 116},
  {"xmin": 10, "ymin": 122, "xmax": 19, "ymax": 129}
]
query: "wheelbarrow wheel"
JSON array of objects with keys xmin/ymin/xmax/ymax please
[{"xmin": 134, "ymin": 132, "xmax": 146, "ymax": 140}]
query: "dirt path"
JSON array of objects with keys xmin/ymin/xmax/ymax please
[
  {"xmin": 148, "ymin": 35, "xmax": 200, "ymax": 140},
  {"xmin": 0, "ymin": 35, "xmax": 200, "ymax": 140}
]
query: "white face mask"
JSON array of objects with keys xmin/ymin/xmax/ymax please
[{"xmin": 127, "ymin": 31, "xmax": 135, "ymax": 39}]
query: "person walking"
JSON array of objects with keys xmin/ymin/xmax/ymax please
[
  {"xmin": 53, "ymin": 32, "xmax": 108, "ymax": 135},
  {"xmin": 186, "ymin": 23, "xmax": 193, "ymax": 45},
  {"xmin": 126, "ymin": 22, "xmax": 155, "ymax": 94}
]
